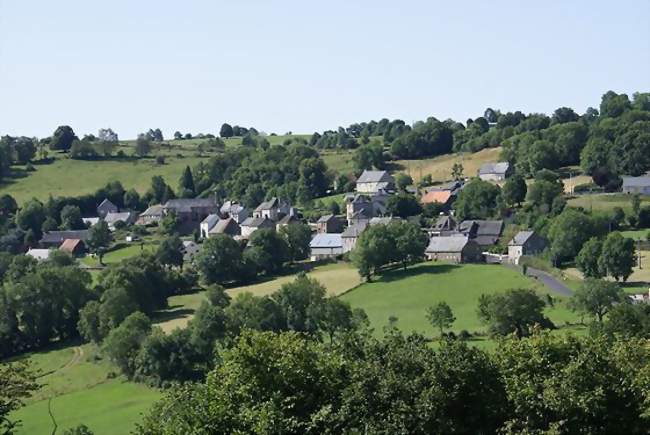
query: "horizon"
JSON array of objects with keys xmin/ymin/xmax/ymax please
[{"xmin": 1, "ymin": 0, "xmax": 649, "ymax": 139}]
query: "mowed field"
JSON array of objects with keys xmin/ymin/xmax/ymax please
[
  {"xmin": 341, "ymin": 262, "xmax": 581, "ymax": 344},
  {"xmin": 9, "ymin": 343, "xmax": 160, "ymax": 434},
  {"xmin": 156, "ymin": 262, "xmax": 362, "ymax": 332},
  {"xmin": 567, "ymin": 193, "xmax": 650, "ymax": 212}
]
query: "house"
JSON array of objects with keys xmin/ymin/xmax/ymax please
[
  {"xmin": 316, "ymin": 214, "xmax": 343, "ymax": 234},
  {"xmin": 309, "ymin": 233, "xmax": 343, "ymax": 260},
  {"xmin": 458, "ymin": 220, "xmax": 504, "ymax": 247},
  {"xmin": 97, "ymin": 198, "xmax": 118, "ymax": 218},
  {"xmin": 240, "ymin": 216, "xmax": 275, "ymax": 238},
  {"xmin": 425, "ymin": 235, "xmax": 482, "ymax": 263},
  {"xmin": 40, "ymin": 230, "xmax": 90, "ymax": 248},
  {"xmin": 137, "ymin": 205, "xmax": 164, "ymax": 225},
  {"xmin": 369, "ymin": 216, "xmax": 401, "ymax": 226},
  {"xmin": 200, "ymin": 214, "xmax": 220, "ymax": 238},
  {"xmin": 507, "ymin": 231, "xmax": 547, "ymax": 265},
  {"xmin": 59, "ymin": 239, "xmax": 86, "ymax": 256},
  {"xmin": 209, "ymin": 217, "xmax": 241, "ymax": 237},
  {"xmin": 104, "ymin": 211, "xmax": 138, "ymax": 230},
  {"xmin": 429, "ymin": 215, "xmax": 457, "ymax": 236},
  {"xmin": 356, "ymin": 170, "xmax": 395, "ymax": 194},
  {"xmin": 220, "ymin": 201, "xmax": 249, "ymax": 224},
  {"xmin": 26, "ymin": 248, "xmax": 52, "ymax": 261},
  {"xmin": 182, "ymin": 241, "xmax": 200, "ymax": 263},
  {"xmin": 622, "ymin": 176, "xmax": 650, "ymax": 195},
  {"xmin": 420, "ymin": 189, "xmax": 453, "ymax": 206},
  {"xmin": 252, "ymin": 197, "xmax": 292, "ymax": 221},
  {"xmin": 346, "ymin": 194, "xmax": 371, "ymax": 224},
  {"xmin": 82, "ymin": 217, "xmax": 100, "ymax": 227},
  {"xmin": 276, "ymin": 214, "xmax": 300, "ymax": 231},
  {"xmin": 163, "ymin": 198, "xmax": 219, "ymax": 224},
  {"xmin": 341, "ymin": 223, "xmax": 368, "ymax": 253},
  {"xmin": 478, "ymin": 162, "xmax": 510, "ymax": 181}
]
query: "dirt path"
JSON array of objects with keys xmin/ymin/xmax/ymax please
[{"xmin": 38, "ymin": 346, "xmax": 84, "ymax": 379}]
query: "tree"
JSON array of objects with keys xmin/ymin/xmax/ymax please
[
  {"xmin": 0, "ymin": 360, "xmax": 39, "ymax": 434},
  {"xmin": 280, "ymin": 223, "xmax": 311, "ymax": 263},
  {"xmin": 451, "ymin": 162, "xmax": 464, "ymax": 180},
  {"xmin": 551, "ymin": 107, "xmax": 579, "ymax": 124},
  {"xmin": 123, "ymin": 189, "xmax": 141, "ymax": 210},
  {"xmin": 159, "ymin": 212, "xmax": 178, "ymax": 235},
  {"xmin": 426, "ymin": 302, "xmax": 455, "ymax": 336},
  {"xmin": 569, "ymin": 279, "xmax": 624, "ymax": 322},
  {"xmin": 246, "ymin": 229, "xmax": 288, "ymax": 275},
  {"xmin": 526, "ymin": 177, "xmax": 564, "ymax": 213},
  {"xmin": 386, "ymin": 193, "xmax": 422, "ymax": 218},
  {"xmin": 135, "ymin": 135, "xmax": 151, "ymax": 157},
  {"xmin": 502, "ymin": 174, "xmax": 527, "ymax": 206},
  {"xmin": 576, "ymin": 237, "xmax": 604, "ymax": 278},
  {"xmin": 0, "ymin": 194, "xmax": 17, "ymax": 216},
  {"xmin": 547, "ymin": 209, "xmax": 594, "ymax": 264},
  {"xmin": 87, "ymin": 220, "xmax": 111, "ymax": 263},
  {"xmin": 62, "ymin": 424, "xmax": 95, "ymax": 435},
  {"xmin": 453, "ymin": 178, "xmax": 501, "ymax": 220},
  {"xmin": 390, "ymin": 221, "xmax": 428, "ymax": 269},
  {"xmin": 60, "ymin": 205, "xmax": 84, "ymax": 230},
  {"xmin": 155, "ymin": 235, "xmax": 184, "ymax": 269},
  {"xmin": 353, "ymin": 141, "xmax": 384, "ymax": 171},
  {"xmin": 220, "ymin": 123, "xmax": 234, "ymax": 138},
  {"xmin": 477, "ymin": 288, "xmax": 553, "ymax": 337},
  {"xmin": 15, "ymin": 199, "xmax": 46, "ymax": 236},
  {"xmin": 102, "ymin": 312, "xmax": 151, "ymax": 377},
  {"xmin": 599, "ymin": 232, "xmax": 635, "ymax": 281},
  {"xmin": 178, "ymin": 166, "xmax": 195, "ymax": 197},
  {"xmin": 195, "ymin": 234, "xmax": 243, "ymax": 284},
  {"xmin": 50, "ymin": 125, "xmax": 77, "ymax": 151},
  {"xmin": 394, "ymin": 173, "xmax": 413, "ymax": 191}
]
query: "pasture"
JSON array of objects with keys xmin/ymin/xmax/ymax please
[
  {"xmin": 394, "ymin": 147, "xmax": 502, "ymax": 183},
  {"xmin": 340, "ymin": 262, "xmax": 581, "ymax": 341},
  {"xmin": 566, "ymin": 193, "xmax": 650, "ymax": 212}
]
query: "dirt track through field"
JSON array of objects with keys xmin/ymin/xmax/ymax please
[{"xmin": 37, "ymin": 346, "xmax": 84, "ymax": 379}]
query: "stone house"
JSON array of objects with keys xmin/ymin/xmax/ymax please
[
  {"xmin": 425, "ymin": 235, "xmax": 482, "ymax": 263},
  {"xmin": 507, "ymin": 231, "xmax": 547, "ymax": 265}
]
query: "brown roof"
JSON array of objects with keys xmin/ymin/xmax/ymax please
[
  {"xmin": 59, "ymin": 239, "xmax": 84, "ymax": 253},
  {"xmin": 421, "ymin": 190, "xmax": 452, "ymax": 204}
]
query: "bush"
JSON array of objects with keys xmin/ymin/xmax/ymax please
[
  {"xmin": 25, "ymin": 162, "xmax": 35, "ymax": 172},
  {"xmin": 156, "ymin": 155, "xmax": 165, "ymax": 165},
  {"xmin": 459, "ymin": 330, "xmax": 472, "ymax": 340}
]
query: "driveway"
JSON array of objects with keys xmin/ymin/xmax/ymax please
[{"xmin": 503, "ymin": 264, "xmax": 574, "ymax": 297}]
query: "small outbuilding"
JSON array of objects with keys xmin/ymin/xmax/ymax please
[
  {"xmin": 59, "ymin": 239, "xmax": 86, "ymax": 256},
  {"xmin": 425, "ymin": 235, "xmax": 482, "ymax": 263},
  {"xmin": 309, "ymin": 233, "xmax": 343, "ymax": 261},
  {"xmin": 478, "ymin": 162, "xmax": 510, "ymax": 182},
  {"xmin": 622, "ymin": 176, "xmax": 650, "ymax": 195}
]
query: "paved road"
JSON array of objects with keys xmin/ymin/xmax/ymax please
[{"xmin": 503, "ymin": 264, "xmax": 574, "ymax": 297}]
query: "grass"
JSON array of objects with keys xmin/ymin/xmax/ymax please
[
  {"xmin": 80, "ymin": 242, "xmax": 158, "ymax": 267},
  {"xmin": 564, "ymin": 250, "xmax": 650, "ymax": 294},
  {"xmin": 321, "ymin": 150, "xmax": 356, "ymax": 174},
  {"xmin": 156, "ymin": 262, "xmax": 362, "ymax": 332},
  {"xmin": 340, "ymin": 262, "xmax": 581, "ymax": 341},
  {"xmin": 566, "ymin": 193, "xmax": 650, "ymax": 212},
  {"xmin": 8, "ymin": 343, "xmax": 160, "ymax": 434},
  {"xmin": 620, "ymin": 229, "xmax": 650, "ymax": 241}
]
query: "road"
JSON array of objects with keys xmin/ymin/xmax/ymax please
[{"xmin": 503, "ymin": 264, "xmax": 574, "ymax": 297}]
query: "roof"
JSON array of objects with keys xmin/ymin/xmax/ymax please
[
  {"xmin": 164, "ymin": 198, "xmax": 216, "ymax": 212},
  {"xmin": 59, "ymin": 239, "xmax": 84, "ymax": 253},
  {"xmin": 341, "ymin": 223, "xmax": 368, "ymax": 238},
  {"xmin": 478, "ymin": 162, "xmax": 510, "ymax": 175},
  {"xmin": 310, "ymin": 233, "xmax": 342, "ymax": 248},
  {"xmin": 369, "ymin": 216, "xmax": 400, "ymax": 226},
  {"xmin": 182, "ymin": 240, "xmax": 200, "ymax": 256},
  {"xmin": 97, "ymin": 198, "xmax": 117, "ymax": 210},
  {"xmin": 241, "ymin": 217, "xmax": 274, "ymax": 228},
  {"xmin": 317, "ymin": 214, "xmax": 336, "ymax": 223},
  {"xmin": 426, "ymin": 235, "xmax": 470, "ymax": 253},
  {"xmin": 421, "ymin": 190, "xmax": 452, "ymax": 204},
  {"xmin": 357, "ymin": 170, "xmax": 394, "ymax": 184},
  {"xmin": 622, "ymin": 176, "xmax": 650, "ymax": 188},
  {"xmin": 104, "ymin": 212, "xmax": 135, "ymax": 224},
  {"xmin": 255, "ymin": 197, "xmax": 280, "ymax": 212},
  {"xmin": 347, "ymin": 194, "xmax": 370, "ymax": 204},
  {"xmin": 26, "ymin": 249, "xmax": 51, "ymax": 260},
  {"xmin": 277, "ymin": 214, "xmax": 299, "ymax": 225},
  {"xmin": 433, "ymin": 215, "xmax": 456, "ymax": 231},
  {"xmin": 459, "ymin": 220, "xmax": 503, "ymax": 236},
  {"xmin": 210, "ymin": 218, "xmax": 240, "ymax": 235},
  {"xmin": 220, "ymin": 201, "xmax": 246, "ymax": 215},
  {"xmin": 41, "ymin": 230, "xmax": 90, "ymax": 244},
  {"xmin": 141, "ymin": 204, "xmax": 164, "ymax": 216},
  {"xmin": 82, "ymin": 217, "xmax": 100, "ymax": 226},
  {"xmin": 201, "ymin": 214, "xmax": 220, "ymax": 229},
  {"xmin": 509, "ymin": 230, "xmax": 535, "ymax": 246}
]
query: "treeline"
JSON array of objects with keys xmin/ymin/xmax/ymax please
[{"xmin": 138, "ymin": 329, "xmax": 650, "ymax": 434}]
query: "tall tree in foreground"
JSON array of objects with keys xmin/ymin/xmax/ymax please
[
  {"xmin": 178, "ymin": 166, "xmax": 195, "ymax": 197},
  {"xmin": 477, "ymin": 288, "xmax": 553, "ymax": 337},
  {"xmin": 0, "ymin": 360, "xmax": 39, "ymax": 434}
]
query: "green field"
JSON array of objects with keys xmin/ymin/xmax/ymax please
[
  {"xmin": 567, "ymin": 193, "xmax": 650, "ymax": 212},
  {"xmin": 80, "ymin": 241, "xmax": 159, "ymax": 267},
  {"xmin": 157, "ymin": 262, "xmax": 362, "ymax": 332},
  {"xmin": 341, "ymin": 262, "xmax": 581, "ymax": 341},
  {"xmin": 9, "ymin": 343, "xmax": 160, "ymax": 434}
]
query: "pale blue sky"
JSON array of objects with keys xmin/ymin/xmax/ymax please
[{"xmin": 1, "ymin": 0, "xmax": 648, "ymax": 139}]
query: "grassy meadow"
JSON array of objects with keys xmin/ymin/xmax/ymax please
[{"xmin": 566, "ymin": 193, "xmax": 650, "ymax": 212}]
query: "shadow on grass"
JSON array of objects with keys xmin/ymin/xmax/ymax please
[
  {"xmin": 152, "ymin": 307, "xmax": 196, "ymax": 324},
  {"xmin": 376, "ymin": 263, "xmax": 460, "ymax": 283}
]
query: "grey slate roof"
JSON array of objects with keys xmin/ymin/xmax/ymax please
[
  {"xmin": 201, "ymin": 214, "xmax": 220, "ymax": 229},
  {"xmin": 104, "ymin": 211, "xmax": 136, "ymax": 225},
  {"xmin": 341, "ymin": 223, "xmax": 368, "ymax": 238},
  {"xmin": 255, "ymin": 197, "xmax": 280, "ymax": 212},
  {"xmin": 426, "ymin": 235, "xmax": 470, "ymax": 253},
  {"xmin": 98, "ymin": 198, "xmax": 117, "ymax": 210},
  {"xmin": 241, "ymin": 217, "xmax": 274, "ymax": 228},
  {"xmin": 211, "ymin": 218, "xmax": 240, "ymax": 235},
  {"xmin": 357, "ymin": 170, "xmax": 393, "ymax": 184},
  {"xmin": 41, "ymin": 230, "xmax": 90, "ymax": 244},
  {"xmin": 317, "ymin": 214, "xmax": 335, "ymax": 223},
  {"xmin": 622, "ymin": 176, "xmax": 650, "ymax": 188},
  {"xmin": 141, "ymin": 204, "xmax": 164, "ymax": 216},
  {"xmin": 459, "ymin": 220, "xmax": 503, "ymax": 236},
  {"xmin": 310, "ymin": 233, "xmax": 342, "ymax": 248},
  {"xmin": 369, "ymin": 216, "xmax": 400, "ymax": 226},
  {"xmin": 164, "ymin": 198, "xmax": 217, "ymax": 212},
  {"xmin": 433, "ymin": 215, "xmax": 456, "ymax": 231},
  {"xmin": 277, "ymin": 214, "xmax": 299, "ymax": 225},
  {"xmin": 478, "ymin": 162, "xmax": 510, "ymax": 175},
  {"xmin": 509, "ymin": 230, "xmax": 535, "ymax": 246}
]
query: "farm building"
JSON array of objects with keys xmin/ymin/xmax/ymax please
[
  {"xmin": 137, "ymin": 204, "xmax": 164, "ymax": 225},
  {"xmin": 622, "ymin": 176, "xmax": 650, "ymax": 195},
  {"xmin": 478, "ymin": 162, "xmax": 510, "ymax": 181},
  {"xmin": 356, "ymin": 170, "xmax": 395, "ymax": 194},
  {"xmin": 507, "ymin": 231, "xmax": 547, "ymax": 264},
  {"xmin": 429, "ymin": 215, "xmax": 457, "ymax": 236},
  {"xmin": 309, "ymin": 233, "xmax": 343, "ymax": 260},
  {"xmin": 341, "ymin": 223, "xmax": 367, "ymax": 253},
  {"xmin": 96, "ymin": 198, "xmax": 118, "ymax": 218},
  {"xmin": 209, "ymin": 217, "xmax": 241, "ymax": 237},
  {"xmin": 40, "ymin": 230, "xmax": 90, "ymax": 248},
  {"xmin": 459, "ymin": 220, "xmax": 504, "ymax": 247},
  {"xmin": 425, "ymin": 235, "xmax": 482, "ymax": 263},
  {"xmin": 163, "ymin": 198, "xmax": 219, "ymax": 226},
  {"xmin": 240, "ymin": 216, "xmax": 275, "ymax": 238},
  {"xmin": 59, "ymin": 239, "xmax": 86, "ymax": 256},
  {"xmin": 104, "ymin": 211, "xmax": 138, "ymax": 230}
]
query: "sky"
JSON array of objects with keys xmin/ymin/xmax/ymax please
[{"xmin": 1, "ymin": 0, "xmax": 649, "ymax": 139}]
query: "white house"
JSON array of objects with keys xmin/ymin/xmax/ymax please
[
  {"xmin": 309, "ymin": 233, "xmax": 343, "ymax": 260},
  {"xmin": 200, "ymin": 214, "xmax": 220, "ymax": 239},
  {"xmin": 356, "ymin": 170, "xmax": 395, "ymax": 194},
  {"xmin": 478, "ymin": 162, "xmax": 510, "ymax": 181}
]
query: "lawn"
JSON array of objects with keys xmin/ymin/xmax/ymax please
[
  {"xmin": 340, "ymin": 262, "xmax": 580, "ymax": 340},
  {"xmin": 80, "ymin": 241, "xmax": 158, "ymax": 267},
  {"xmin": 8, "ymin": 343, "xmax": 160, "ymax": 434},
  {"xmin": 566, "ymin": 193, "xmax": 650, "ymax": 212},
  {"xmin": 156, "ymin": 262, "xmax": 362, "ymax": 332}
]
